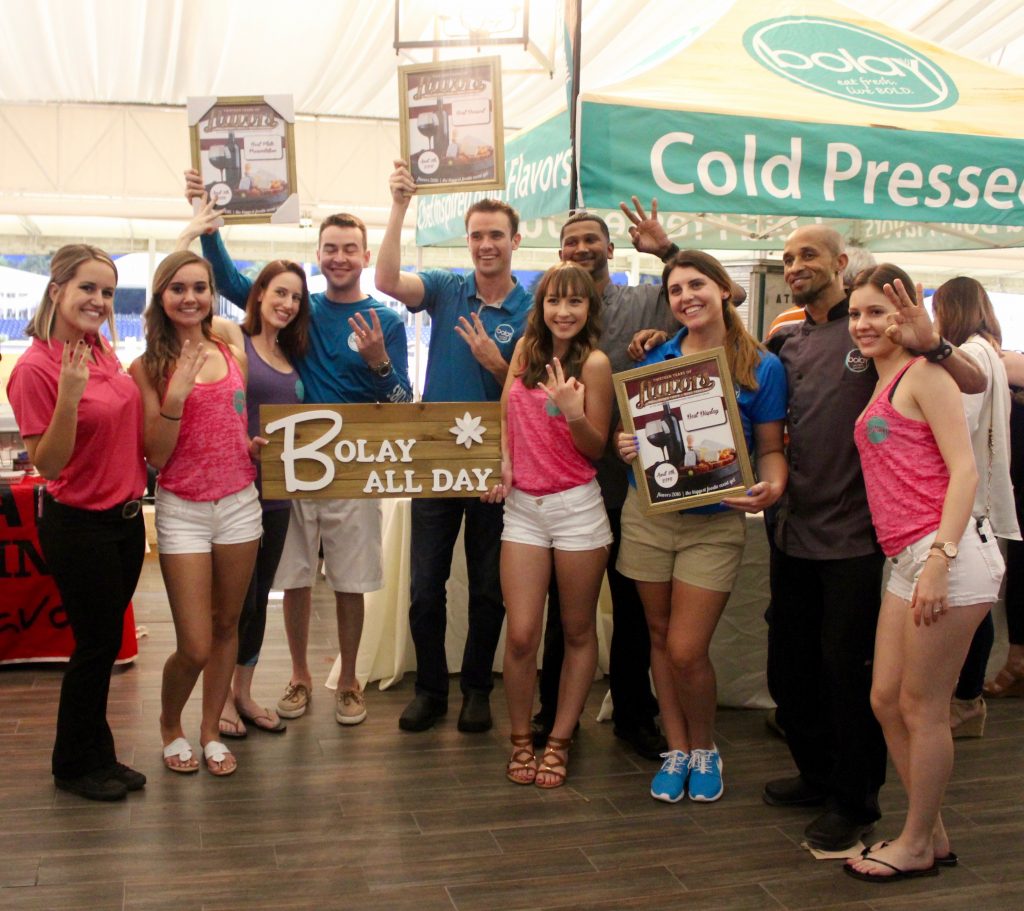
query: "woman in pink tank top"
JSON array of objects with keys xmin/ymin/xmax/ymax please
[
  {"xmin": 484, "ymin": 262, "xmax": 614, "ymax": 789},
  {"xmin": 845, "ymin": 264, "xmax": 996, "ymax": 883},
  {"xmin": 130, "ymin": 251, "xmax": 262, "ymax": 778}
]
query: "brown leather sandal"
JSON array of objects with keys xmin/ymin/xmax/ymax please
[
  {"xmin": 536, "ymin": 735, "xmax": 570, "ymax": 789},
  {"xmin": 983, "ymin": 664, "xmax": 1024, "ymax": 698},
  {"xmin": 506, "ymin": 733, "xmax": 537, "ymax": 785}
]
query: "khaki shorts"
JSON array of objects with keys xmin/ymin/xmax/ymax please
[
  {"xmin": 273, "ymin": 498, "xmax": 383, "ymax": 594},
  {"xmin": 617, "ymin": 487, "xmax": 746, "ymax": 592}
]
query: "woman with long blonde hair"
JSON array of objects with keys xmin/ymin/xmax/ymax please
[{"xmin": 7, "ymin": 244, "xmax": 147, "ymax": 800}]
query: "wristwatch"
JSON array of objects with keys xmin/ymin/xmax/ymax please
[
  {"xmin": 923, "ymin": 337, "xmax": 953, "ymax": 363},
  {"xmin": 371, "ymin": 357, "xmax": 393, "ymax": 378},
  {"xmin": 929, "ymin": 541, "xmax": 958, "ymax": 560},
  {"xmin": 660, "ymin": 242, "xmax": 680, "ymax": 263}
]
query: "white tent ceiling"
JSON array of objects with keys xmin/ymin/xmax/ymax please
[{"xmin": 1, "ymin": 0, "xmax": 1023, "ymax": 285}]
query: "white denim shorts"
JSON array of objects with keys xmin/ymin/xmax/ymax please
[
  {"xmin": 273, "ymin": 498, "xmax": 383, "ymax": 593},
  {"xmin": 501, "ymin": 479, "xmax": 613, "ymax": 552},
  {"xmin": 886, "ymin": 518, "xmax": 1005, "ymax": 607},
  {"xmin": 155, "ymin": 483, "xmax": 262, "ymax": 555}
]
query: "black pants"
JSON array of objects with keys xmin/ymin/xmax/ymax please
[
  {"xmin": 38, "ymin": 495, "xmax": 145, "ymax": 780},
  {"xmin": 237, "ymin": 506, "xmax": 290, "ymax": 667},
  {"xmin": 767, "ymin": 549, "xmax": 887, "ymax": 823},
  {"xmin": 409, "ymin": 497, "xmax": 504, "ymax": 701},
  {"xmin": 1004, "ymin": 538, "xmax": 1024, "ymax": 645},
  {"xmin": 538, "ymin": 506, "xmax": 658, "ymax": 729}
]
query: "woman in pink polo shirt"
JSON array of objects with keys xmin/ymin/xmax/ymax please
[
  {"xmin": 7, "ymin": 244, "xmax": 148, "ymax": 802},
  {"xmin": 130, "ymin": 250, "xmax": 262, "ymax": 778}
]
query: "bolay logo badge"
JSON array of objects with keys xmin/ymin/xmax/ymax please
[
  {"xmin": 744, "ymin": 17, "xmax": 958, "ymax": 111},
  {"xmin": 845, "ymin": 349, "xmax": 870, "ymax": 373},
  {"xmin": 494, "ymin": 323, "xmax": 514, "ymax": 344}
]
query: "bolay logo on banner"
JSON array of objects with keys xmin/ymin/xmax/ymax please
[{"xmin": 744, "ymin": 16, "xmax": 958, "ymax": 111}]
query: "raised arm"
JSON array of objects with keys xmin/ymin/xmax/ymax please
[
  {"xmin": 184, "ymin": 168, "xmax": 252, "ymax": 311},
  {"xmin": 129, "ymin": 343, "xmax": 208, "ymax": 469},
  {"xmin": 21, "ymin": 343, "xmax": 90, "ymax": 480},
  {"xmin": 374, "ymin": 160, "xmax": 426, "ymax": 308},
  {"xmin": 883, "ymin": 279, "xmax": 986, "ymax": 394}
]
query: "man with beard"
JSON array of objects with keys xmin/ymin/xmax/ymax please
[{"xmin": 764, "ymin": 225, "xmax": 984, "ymax": 850}]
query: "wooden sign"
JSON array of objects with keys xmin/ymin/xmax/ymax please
[
  {"xmin": 614, "ymin": 347, "xmax": 755, "ymax": 515},
  {"xmin": 260, "ymin": 402, "xmax": 501, "ymax": 499}
]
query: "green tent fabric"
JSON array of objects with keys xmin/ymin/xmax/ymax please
[{"xmin": 418, "ymin": 0, "xmax": 1024, "ymax": 252}]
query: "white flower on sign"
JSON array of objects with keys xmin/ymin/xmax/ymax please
[{"xmin": 450, "ymin": 412, "xmax": 486, "ymax": 449}]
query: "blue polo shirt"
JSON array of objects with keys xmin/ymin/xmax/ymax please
[
  {"xmin": 200, "ymin": 232, "xmax": 411, "ymax": 405},
  {"xmin": 414, "ymin": 270, "xmax": 531, "ymax": 403},
  {"xmin": 633, "ymin": 328, "xmax": 788, "ymax": 512}
]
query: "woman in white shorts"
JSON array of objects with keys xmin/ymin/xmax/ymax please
[
  {"xmin": 844, "ymin": 264, "xmax": 1000, "ymax": 883},
  {"xmin": 484, "ymin": 263, "xmax": 613, "ymax": 789},
  {"xmin": 130, "ymin": 251, "xmax": 263, "ymax": 777}
]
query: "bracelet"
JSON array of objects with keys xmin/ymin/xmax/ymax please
[
  {"xmin": 923, "ymin": 337, "xmax": 953, "ymax": 363},
  {"xmin": 567, "ymin": 413, "xmax": 587, "ymax": 424},
  {"xmin": 926, "ymin": 552, "xmax": 951, "ymax": 572},
  {"xmin": 159, "ymin": 412, "xmax": 182, "ymax": 421},
  {"xmin": 660, "ymin": 242, "xmax": 680, "ymax": 263}
]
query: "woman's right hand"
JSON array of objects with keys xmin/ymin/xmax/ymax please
[
  {"xmin": 481, "ymin": 458, "xmax": 513, "ymax": 504},
  {"xmin": 57, "ymin": 340, "xmax": 91, "ymax": 407},
  {"xmin": 617, "ymin": 430, "xmax": 639, "ymax": 463},
  {"xmin": 163, "ymin": 340, "xmax": 208, "ymax": 412}
]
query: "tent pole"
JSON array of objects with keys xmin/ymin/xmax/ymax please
[{"xmin": 566, "ymin": 0, "xmax": 582, "ymax": 211}]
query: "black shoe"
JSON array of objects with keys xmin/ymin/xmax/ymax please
[
  {"xmin": 804, "ymin": 810, "xmax": 876, "ymax": 852},
  {"xmin": 762, "ymin": 775, "xmax": 828, "ymax": 807},
  {"xmin": 457, "ymin": 691, "xmax": 492, "ymax": 733},
  {"xmin": 106, "ymin": 761, "xmax": 147, "ymax": 791},
  {"xmin": 55, "ymin": 770, "xmax": 128, "ymax": 802},
  {"xmin": 398, "ymin": 693, "xmax": 447, "ymax": 732},
  {"xmin": 614, "ymin": 722, "xmax": 668, "ymax": 761}
]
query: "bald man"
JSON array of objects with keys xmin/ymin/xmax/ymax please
[{"xmin": 763, "ymin": 226, "xmax": 983, "ymax": 851}]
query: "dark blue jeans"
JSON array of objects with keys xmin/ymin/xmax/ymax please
[{"xmin": 409, "ymin": 497, "xmax": 504, "ymax": 701}]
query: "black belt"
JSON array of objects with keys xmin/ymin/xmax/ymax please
[{"xmin": 43, "ymin": 491, "xmax": 143, "ymax": 520}]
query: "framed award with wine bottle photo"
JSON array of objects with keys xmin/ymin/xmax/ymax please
[
  {"xmin": 187, "ymin": 95, "xmax": 299, "ymax": 224},
  {"xmin": 397, "ymin": 57, "xmax": 504, "ymax": 195},
  {"xmin": 614, "ymin": 347, "xmax": 755, "ymax": 515}
]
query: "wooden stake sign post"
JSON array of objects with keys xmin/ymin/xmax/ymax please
[{"xmin": 259, "ymin": 403, "xmax": 501, "ymax": 499}]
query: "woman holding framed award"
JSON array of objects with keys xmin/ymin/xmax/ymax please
[
  {"xmin": 843, "ymin": 265, "xmax": 999, "ymax": 883},
  {"xmin": 616, "ymin": 250, "xmax": 788, "ymax": 804}
]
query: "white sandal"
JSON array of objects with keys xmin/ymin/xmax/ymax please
[
  {"xmin": 202, "ymin": 740, "xmax": 237, "ymax": 776},
  {"xmin": 162, "ymin": 737, "xmax": 199, "ymax": 774}
]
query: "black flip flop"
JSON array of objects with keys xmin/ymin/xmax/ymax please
[
  {"xmin": 844, "ymin": 857, "xmax": 939, "ymax": 883},
  {"xmin": 238, "ymin": 708, "xmax": 287, "ymax": 733},
  {"xmin": 218, "ymin": 717, "xmax": 248, "ymax": 740},
  {"xmin": 862, "ymin": 841, "xmax": 957, "ymax": 868}
]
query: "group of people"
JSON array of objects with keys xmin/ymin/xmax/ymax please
[{"xmin": 6, "ymin": 164, "xmax": 1023, "ymax": 887}]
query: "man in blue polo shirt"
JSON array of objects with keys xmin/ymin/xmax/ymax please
[{"xmin": 376, "ymin": 159, "xmax": 531, "ymax": 733}]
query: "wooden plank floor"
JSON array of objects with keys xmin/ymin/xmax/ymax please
[{"xmin": 2, "ymin": 556, "xmax": 1023, "ymax": 911}]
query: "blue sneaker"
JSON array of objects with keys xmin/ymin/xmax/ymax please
[
  {"xmin": 650, "ymin": 750, "xmax": 689, "ymax": 803},
  {"xmin": 688, "ymin": 747, "xmax": 723, "ymax": 802}
]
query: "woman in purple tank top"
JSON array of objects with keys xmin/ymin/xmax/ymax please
[
  {"xmin": 212, "ymin": 261, "xmax": 309, "ymax": 739},
  {"xmin": 845, "ymin": 264, "xmax": 1000, "ymax": 883}
]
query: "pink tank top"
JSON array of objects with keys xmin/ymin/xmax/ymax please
[
  {"xmin": 854, "ymin": 358, "xmax": 948, "ymax": 556},
  {"xmin": 158, "ymin": 343, "xmax": 255, "ymax": 501},
  {"xmin": 507, "ymin": 377, "xmax": 596, "ymax": 496}
]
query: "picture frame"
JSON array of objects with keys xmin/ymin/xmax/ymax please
[
  {"xmin": 187, "ymin": 94, "xmax": 299, "ymax": 224},
  {"xmin": 614, "ymin": 347, "xmax": 755, "ymax": 514},
  {"xmin": 398, "ymin": 56, "xmax": 505, "ymax": 195}
]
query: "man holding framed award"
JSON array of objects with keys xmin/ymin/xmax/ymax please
[{"xmin": 375, "ymin": 161, "xmax": 531, "ymax": 735}]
